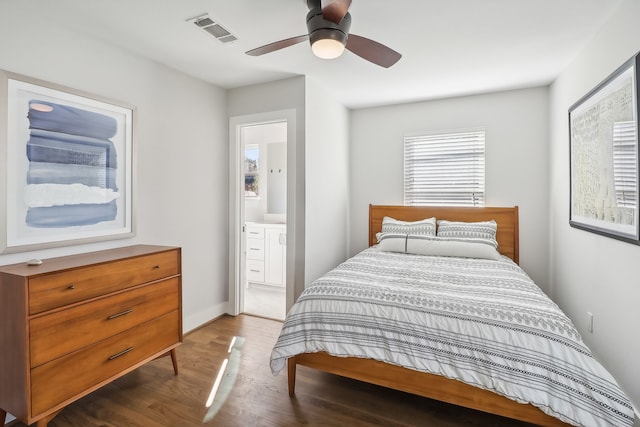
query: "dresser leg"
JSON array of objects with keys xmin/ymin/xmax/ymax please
[
  {"xmin": 35, "ymin": 409, "xmax": 61, "ymax": 427},
  {"xmin": 153, "ymin": 349, "xmax": 179, "ymax": 375},
  {"xmin": 1, "ymin": 408, "xmax": 6, "ymax": 426},
  {"xmin": 170, "ymin": 348, "xmax": 178, "ymax": 375}
]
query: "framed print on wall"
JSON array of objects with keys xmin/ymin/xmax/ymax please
[
  {"xmin": 569, "ymin": 53, "xmax": 640, "ymax": 243},
  {"xmin": 0, "ymin": 70, "xmax": 135, "ymax": 253}
]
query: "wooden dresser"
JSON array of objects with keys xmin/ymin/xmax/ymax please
[{"xmin": 0, "ymin": 245, "xmax": 182, "ymax": 427}]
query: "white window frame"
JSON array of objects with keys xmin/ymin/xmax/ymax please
[
  {"xmin": 404, "ymin": 128, "xmax": 485, "ymax": 206},
  {"xmin": 244, "ymin": 144, "xmax": 259, "ymax": 199}
]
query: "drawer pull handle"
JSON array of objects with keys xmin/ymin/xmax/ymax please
[
  {"xmin": 153, "ymin": 265, "xmax": 160, "ymax": 270},
  {"xmin": 250, "ymin": 269, "xmax": 261, "ymax": 273},
  {"xmin": 108, "ymin": 347, "xmax": 134, "ymax": 361},
  {"xmin": 250, "ymin": 248, "xmax": 260, "ymax": 251},
  {"xmin": 107, "ymin": 308, "xmax": 134, "ymax": 320},
  {"xmin": 67, "ymin": 285, "xmax": 76, "ymax": 290}
]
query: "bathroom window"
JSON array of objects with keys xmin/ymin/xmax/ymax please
[{"xmin": 244, "ymin": 144, "xmax": 259, "ymax": 198}]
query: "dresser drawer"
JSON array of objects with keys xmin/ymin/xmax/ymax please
[
  {"xmin": 246, "ymin": 226, "xmax": 264, "ymax": 239},
  {"xmin": 28, "ymin": 250, "xmax": 179, "ymax": 314},
  {"xmin": 246, "ymin": 238, "xmax": 265, "ymax": 260},
  {"xmin": 30, "ymin": 278, "xmax": 180, "ymax": 368},
  {"xmin": 246, "ymin": 260, "xmax": 265, "ymax": 282},
  {"xmin": 30, "ymin": 310, "xmax": 180, "ymax": 416}
]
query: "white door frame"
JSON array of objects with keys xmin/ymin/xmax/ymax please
[{"xmin": 228, "ymin": 109, "xmax": 297, "ymax": 316}]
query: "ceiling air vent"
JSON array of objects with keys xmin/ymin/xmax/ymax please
[{"xmin": 188, "ymin": 14, "xmax": 237, "ymax": 44}]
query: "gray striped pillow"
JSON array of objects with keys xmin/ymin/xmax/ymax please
[
  {"xmin": 381, "ymin": 216, "xmax": 436, "ymax": 236},
  {"xmin": 437, "ymin": 219, "xmax": 497, "ymax": 241}
]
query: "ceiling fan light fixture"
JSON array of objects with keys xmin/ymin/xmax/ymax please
[
  {"xmin": 311, "ymin": 37, "xmax": 346, "ymax": 59},
  {"xmin": 307, "ymin": 8, "xmax": 350, "ymax": 60}
]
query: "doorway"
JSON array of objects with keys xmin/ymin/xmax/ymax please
[
  {"xmin": 228, "ymin": 109, "xmax": 298, "ymax": 321},
  {"xmin": 240, "ymin": 122, "xmax": 287, "ymax": 320},
  {"xmin": 226, "ymin": 110, "xmax": 304, "ymax": 319}
]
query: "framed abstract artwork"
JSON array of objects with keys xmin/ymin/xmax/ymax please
[
  {"xmin": 0, "ymin": 70, "xmax": 134, "ymax": 253},
  {"xmin": 569, "ymin": 53, "xmax": 640, "ymax": 243}
]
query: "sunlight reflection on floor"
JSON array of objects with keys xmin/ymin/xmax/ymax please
[{"xmin": 203, "ymin": 336, "xmax": 246, "ymax": 422}]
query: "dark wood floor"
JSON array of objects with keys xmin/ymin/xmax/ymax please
[{"xmin": 12, "ymin": 314, "xmax": 538, "ymax": 426}]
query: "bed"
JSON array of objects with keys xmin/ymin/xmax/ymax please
[{"xmin": 271, "ymin": 205, "xmax": 634, "ymax": 427}]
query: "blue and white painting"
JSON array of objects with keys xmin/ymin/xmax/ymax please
[
  {"xmin": 26, "ymin": 100, "xmax": 119, "ymax": 227},
  {"xmin": 3, "ymin": 75, "xmax": 133, "ymax": 252}
]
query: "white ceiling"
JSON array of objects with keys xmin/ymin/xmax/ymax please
[{"xmin": 11, "ymin": 0, "xmax": 623, "ymax": 108}]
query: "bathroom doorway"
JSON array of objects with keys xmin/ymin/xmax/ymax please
[{"xmin": 239, "ymin": 121, "xmax": 287, "ymax": 320}]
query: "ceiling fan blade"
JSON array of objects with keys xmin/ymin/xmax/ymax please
[
  {"xmin": 246, "ymin": 35, "xmax": 309, "ymax": 56},
  {"xmin": 320, "ymin": 0, "xmax": 352, "ymax": 24},
  {"xmin": 346, "ymin": 34, "xmax": 402, "ymax": 68}
]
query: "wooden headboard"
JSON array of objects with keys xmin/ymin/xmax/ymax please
[{"xmin": 369, "ymin": 205, "xmax": 519, "ymax": 264}]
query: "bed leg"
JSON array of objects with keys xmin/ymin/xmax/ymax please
[{"xmin": 287, "ymin": 357, "xmax": 297, "ymax": 397}]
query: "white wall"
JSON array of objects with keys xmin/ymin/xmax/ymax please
[
  {"xmin": 228, "ymin": 77, "xmax": 306, "ymax": 306},
  {"xmin": 349, "ymin": 87, "xmax": 550, "ymax": 289},
  {"xmin": 227, "ymin": 75, "xmax": 350, "ymax": 296},
  {"xmin": 304, "ymin": 77, "xmax": 350, "ymax": 284},
  {"xmin": 549, "ymin": 0, "xmax": 640, "ymax": 411},
  {"xmin": 0, "ymin": 4, "xmax": 229, "ymax": 332}
]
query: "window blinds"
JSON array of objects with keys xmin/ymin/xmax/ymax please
[
  {"xmin": 612, "ymin": 121, "xmax": 637, "ymax": 208},
  {"xmin": 404, "ymin": 129, "xmax": 485, "ymax": 206}
]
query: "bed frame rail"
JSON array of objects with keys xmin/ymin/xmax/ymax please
[{"xmin": 288, "ymin": 354, "xmax": 571, "ymax": 427}]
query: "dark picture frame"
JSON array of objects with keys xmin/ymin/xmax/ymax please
[{"xmin": 569, "ymin": 53, "xmax": 640, "ymax": 243}]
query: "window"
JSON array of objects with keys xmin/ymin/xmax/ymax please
[
  {"xmin": 404, "ymin": 129, "xmax": 485, "ymax": 206},
  {"xmin": 244, "ymin": 145, "xmax": 259, "ymax": 198},
  {"xmin": 612, "ymin": 121, "xmax": 637, "ymax": 209}
]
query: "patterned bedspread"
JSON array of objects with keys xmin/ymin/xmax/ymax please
[{"xmin": 270, "ymin": 248, "xmax": 634, "ymax": 427}]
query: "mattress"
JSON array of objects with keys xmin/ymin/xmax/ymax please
[{"xmin": 270, "ymin": 248, "xmax": 634, "ymax": 427}]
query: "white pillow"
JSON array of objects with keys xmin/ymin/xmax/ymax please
[
  {"xmin": 377, "ymin": 233, "xmax": 501, "ymax": 261},
  {"xmin": 381, "ymin": 216, "xmax": 436, "ymax": 236}
]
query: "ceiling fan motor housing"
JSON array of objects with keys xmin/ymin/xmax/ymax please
[{"xmin": 306, "ymin": 7, "xmax": 351, "ymax": 48}]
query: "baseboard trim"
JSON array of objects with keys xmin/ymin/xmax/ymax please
[{"xmin": 183, "ymin": 301, "xmax": 229, "ymax": 333}]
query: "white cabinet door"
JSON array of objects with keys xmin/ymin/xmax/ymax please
[{"xmin": 265, "ymin": 227, "xmax": 286, "ymax": 286}]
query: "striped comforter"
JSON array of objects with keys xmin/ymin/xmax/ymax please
[{"xmin": 270, "ymin": 248, "xmax": 634, "ymax": 427}]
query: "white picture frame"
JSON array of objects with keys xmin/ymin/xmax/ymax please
[{"xmin": 0, "ymin": 70, "xmax": 135, "ymax": 253}]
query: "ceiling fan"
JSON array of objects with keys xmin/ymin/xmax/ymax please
[{"xmin": 245, "ymin": 0, "xmax": 401, "ymax": 68}]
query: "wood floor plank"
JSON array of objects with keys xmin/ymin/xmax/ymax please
[{"xmin": 10, "ymin": 314, "xmax": 537, "ymax": 426}]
